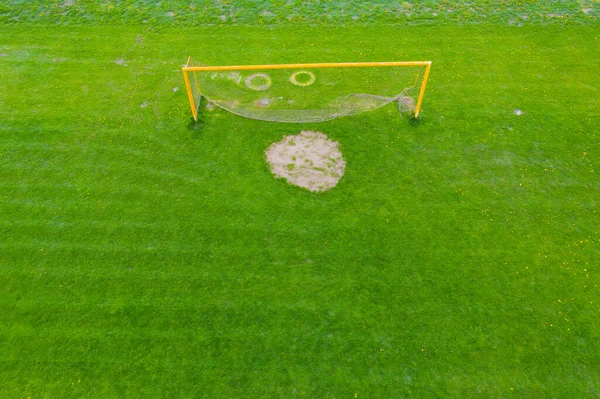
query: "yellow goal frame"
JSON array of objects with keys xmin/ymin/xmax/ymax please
[{"xmin": 182, "ymin": 58, "xmax": 432, "ymax": 121}]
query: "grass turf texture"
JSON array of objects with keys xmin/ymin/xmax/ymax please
[
  {"xmin": 1, "ymin": 21, "xmax": 600, "ymax": 398},
  {"xmin": 2, "ymin": 0, "xmax": 599, "ymax": 26}
]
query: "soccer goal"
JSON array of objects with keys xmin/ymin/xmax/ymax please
[{"xmin": 182, "ymin": 57, "xmax": 431, "ymax": 123}]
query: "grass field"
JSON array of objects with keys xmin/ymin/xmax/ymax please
[{"xmin": 1, "ymin": 1, "xmax": 600, "ymax": 397}]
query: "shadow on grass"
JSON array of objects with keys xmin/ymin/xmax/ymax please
[
  {"xmin": 187, "ymin": 116, "xmax": 204, "ymax": 140},
  {"xmin": 187, "ymin": 98, "xmax": 206, "ymax": 139},
  {"xmin": 409, "ymin": 114, "xmax": 423, "ymax": 126}
]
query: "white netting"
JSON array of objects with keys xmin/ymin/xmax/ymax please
[{"xmin": 186, "ymin": 60, "xmax": 426, "ymax": 123}]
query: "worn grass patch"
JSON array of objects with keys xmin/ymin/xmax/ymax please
[
  {"xmin": 265, "ymin": 130, "xmax": 346, "ymax": 192},
  {"xmin": 1, "ymin": 0, "xmax": 598, "ymax": 26}
]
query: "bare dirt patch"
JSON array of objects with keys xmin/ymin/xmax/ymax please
[{"xmin": 265, "ymin": 131, "xmax": 346, "ymax": 192}]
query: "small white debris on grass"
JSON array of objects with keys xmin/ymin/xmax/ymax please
[
  {"xmin": 173, "ymin": 86, "xmax": 179, "ymax": 92},
  {"xmin": 140, "ymin": 102, "xmax": 149, "ymax": 108},
  {"xmin": 265, "ymin": 131, "xmax": 346, "ymax": 192},
  {"xmin": 166, "ymin": 11, "xmax": 175, "ymax": 17},
  {"xmin": 514, "ymin": 109, "xmax": 523, "ymax": 116},
  {"xmin": 254, "ymin": 98, "xmax": 271, "ymax": 108},
  {"xmin": 115, "ymin": 59, "xmax": 126, "ymax": 65}
]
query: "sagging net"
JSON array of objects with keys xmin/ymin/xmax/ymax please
[{"xmin": 185, "ymin": 60, "xmax": 427, "ymax": 123}]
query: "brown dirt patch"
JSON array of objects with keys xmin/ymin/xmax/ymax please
[{"xmin": 265, "ymin": 131, "xmax": 346, "ymax": 192}]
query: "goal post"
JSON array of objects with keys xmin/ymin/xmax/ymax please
[
  {"xmin": 182, "ymin": 57, "xmax": 202, "ymax": 121},
  {"xmin": 182, "ymin": 58, "xmax": 431, "ymax": 123}
]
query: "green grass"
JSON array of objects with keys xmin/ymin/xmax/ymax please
[
  {"xmin": 1, "ymin": 0, "xmax": 598, "ymax": 26},
  {"xmin": 1, "ymin": 13, "xmax": 600, "ymax": 399}
]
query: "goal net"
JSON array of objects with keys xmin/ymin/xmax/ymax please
[{"xmin": 182, "ymin": 58, "xmax": 431, "ymax": 123}]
